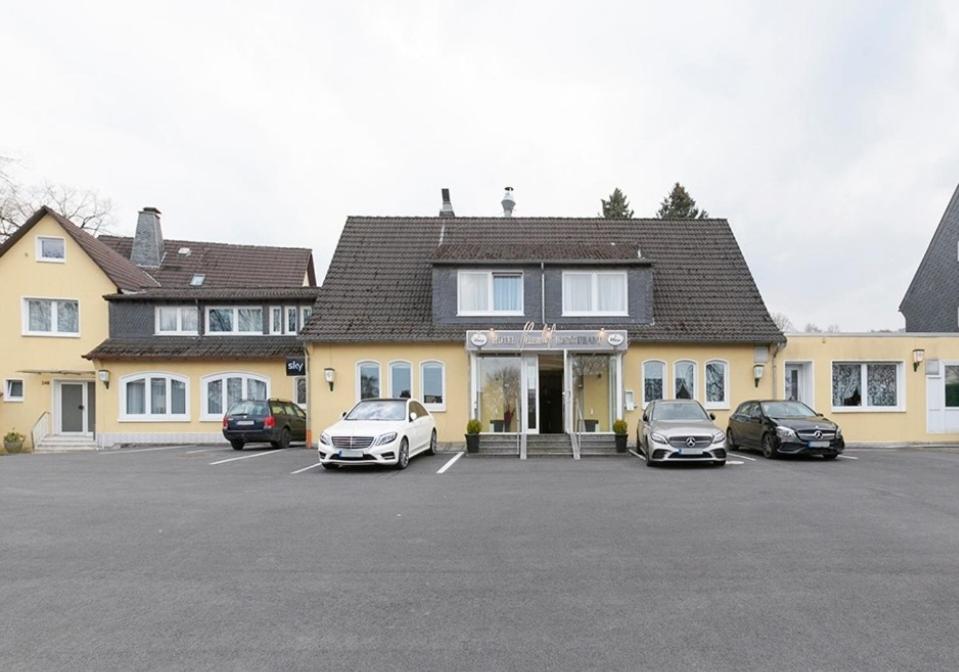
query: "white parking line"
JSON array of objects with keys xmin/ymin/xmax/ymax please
[
  {"xmin": 184, "ymin": 447, "xmax": 221, "ymax": 455},
  {"xmin": 628, "ymin": 449, "xmax": 642, "ymax": 458},
  {"xmin": 837, "ymin": 454, "xmax": 858, "ymax": 460},
  {"xmin": 209, "ymin": 449, "xmax": 286, "ymax": 465},
  {"xmin": 729, "ymin": 452, "xmax": 757, "ymax": 461},
  {"xmin": 727, "ymin": 460, "xmax": 745, "ymax": 465},
  {"xmin": 101, "ymin": 445, "xmax": 195, "ymax": 455},
  {"xmin": 291, "ymin": 462, "xmax": 324, "ymax": 475},
  {"xmin": 436, "ymin": 451, "xmax": 464, "ymax": 474}
]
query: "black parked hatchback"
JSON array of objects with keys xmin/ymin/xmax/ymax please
[
  {"xmin": 222, "ymin": 399, "xmax": 307, "ymax": 450},
  {"xmin": 726, "ymin": 400, "xmax": 844, "ymax": 460}
]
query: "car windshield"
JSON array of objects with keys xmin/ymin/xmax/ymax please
[
  {"xmin": 761, "ymin": 401, "xmax": 818, "ymax": 418},
  {"xmin": 651, "ymin": 402, "xmax": 709, "ymax": 421},
  {"xmin": 345, "ymin": 400, "xmax": 407, "ymax": 421},
  {"xmin": 227, "ymin": 401, "xmax": 269, "ymax": 416}
]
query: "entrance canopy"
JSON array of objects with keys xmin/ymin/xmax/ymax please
[{"xmin": 465, "ymin": 329, "xmax": 628, "ymax": 353}]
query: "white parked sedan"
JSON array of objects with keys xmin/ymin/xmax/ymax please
[{"xmin": 317, "ymin": 398, "xmax": 437, "ymax": 470}]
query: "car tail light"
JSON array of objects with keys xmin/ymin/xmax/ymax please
[
  {"xmin": 264, "ymin": 416, "xmax": 276, "ymax": 429},
  {"xmin": 222, "ymin": 416, "xmax": 229, "ymax": 429}
]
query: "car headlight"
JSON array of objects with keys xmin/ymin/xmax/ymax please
[
  {"xmin": 835, "ymin": 427, "xmax": 842, "ymax": 439},
  {"xmin": 775, "ymin": 426, "xmax": 797, "ymax": 440},
  {"xmin": 712, "ymin": 431, "xmax": 725, "ymax": 443},
  {"xmin": 319, "ymin": 432, "xmax": 332, "ymax": 446},
  {"xmin": 374, "ymin": 432, "xmax": 398, "ymax": 446},
  {"xmin": 650, "ymin": 432, "xmax": 668, "ymax": 444}
]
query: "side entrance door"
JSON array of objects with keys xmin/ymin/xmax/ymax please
[{"xmin": 58, "ymin": 382, "xmax": 88, "ymax": 434}]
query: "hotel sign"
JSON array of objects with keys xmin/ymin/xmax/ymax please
[{"xmin": 466, "ymin": 329, "xmax": 628, "ymax": 352}]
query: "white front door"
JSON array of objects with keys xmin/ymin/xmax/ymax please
[
  {"xmin": 521, "ymin": 356, "xmax": 540, "ymax": 434},
  {"xmin": 784, "ymin": 363, "xmax": 812, "ymax": 405},
  {"xmin": 57, "ymin": 381, "xmax": 89, "ymax": 434}
]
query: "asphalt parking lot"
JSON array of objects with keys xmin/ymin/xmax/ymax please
[{"xmin": 2, "ymin": 445, "xmax": 959, "ymax": 672}]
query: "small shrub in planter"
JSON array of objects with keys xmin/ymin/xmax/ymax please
[
  {"xmin": 4, "ymin": 430, "xmax": 25, "ymax": 454},
  {"xmin": 465, "ymin": 419, "xmax": 482, "ymax": 453},
  {"xmin": 612, "ymin": 419, "xmax": 629, "ymax": 453}
]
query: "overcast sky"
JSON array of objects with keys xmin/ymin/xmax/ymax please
[{"xmin": 3, "ymin": 1, "xmax": 958, "ymax": 331}]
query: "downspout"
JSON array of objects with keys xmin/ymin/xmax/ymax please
[
  {"xmin": 540, "ymin": 262, "xmax": 545, "ymax": 324},
  {"xmin": 770, "ymin": 341, "xmax": 782, "ymax": 399}
]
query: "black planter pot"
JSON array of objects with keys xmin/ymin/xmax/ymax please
[
  {"xmin": 465, "ymin": 434, "xmax": 480, "ymax": 454},
  {"xmin": 614, "ymin": 434, "xmax": 628, "ymax": 453}
]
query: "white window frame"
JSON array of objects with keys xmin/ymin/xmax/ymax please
[
  {"xmin": 420, "ymin": 360, "xmax": 447, "ymax": 412},
  {"xmin": 300, "ymin": 305, "xmax": 313, "ymax": 329},
  {"xmin": 293, "ymin": 376, "xmax": 307, "ymax": 408},
  {"xmin": 388, "ymin": 360, "xmax": 414, "ymax": 399},
  {"xmin": 355, "ymin": 360, "xmax": 382, "ymax": 402},
  {"xmin": 456, "ymin": 270, "xmax": 525, "ymax": 316},
  {"xmin": 830, "ymin": 361, "xmax": 905, "ymax": 413},
  {"xmin": 3, "ymin": 378, "xmax": 25, "ymax": 402},
  {"xmin": 36, "ymin": 236, "xmax": 66, "ymax": 263},
  {"xmin": 704, "ymin": 359, "xmax": 730, "ymax": 410},
  {"xmin": 269, "ymin": 306, "xmax": 284, "ymax": 334},
  {"xmin": 641, "ymin": 359, "xmax": 667, "ymax": 408},
  {"xmin": 200, "ymin": 372, "xmax": 271, "ymax": 421},
  {"xmin": 673, "ymin": 359, "xmax": 698, "ymax": 401},
  {"xmin": 119, "ymin": 372, "xmax": 190, "ymax": 422},
  {"xmin": 155, "ymin": 306, "xmax": 199, "ymax": 335},
  {"xmin": 561, "ymin": 271, "xmax": 628, "ymax": 316},
  {"xmin": 21, "ymin": 297, "xmax": 80, "ymax": 337},
  {"xmin": 204, "ymin": 306, "xmax": 264, "ymax": 335}
]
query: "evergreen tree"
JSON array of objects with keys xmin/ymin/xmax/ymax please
[
  {"xmin": 600, "ymin": 187, "xmax": 634, "ymax": 218},
  {"xmin": 656, "ymin": 182, "xmax": 709, "ymax": 219}
]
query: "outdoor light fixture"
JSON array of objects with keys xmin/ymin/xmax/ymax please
[
  {"xmin": 323, "ymin": 367, "xmax": 336, "ymax": 392},
  {"xmin": 753, "ymin": 364, "xmax": 765, "ymax": 388},
  {"xmin": 97, "ymin": 369, "xmax": 110, "ymax": 389},
  {"xmin": 913, "ymin": 348, "xmax": 925, "ymax": 372}
]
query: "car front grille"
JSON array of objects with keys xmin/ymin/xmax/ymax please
[
  {"xmin": 331, "ymin": 436, "xmax": 374, "ymax": 449},
  {"xmin": 796, "ymin": 430, "xmax": 837, "ymax": 441},
  {"xmin": 667, "ymin": 436, "xmax": 713, "ymax": 449}
]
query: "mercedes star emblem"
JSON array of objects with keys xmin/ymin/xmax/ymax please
[{"xmin": 685, "ymin": 437, "xmax": 697, "ymax": 448}]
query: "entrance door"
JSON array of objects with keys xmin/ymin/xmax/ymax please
[
  {"xmin": 784, "ymin": 363, "xmax": 812, "ymax": 405},
  {"xmin": 59, "ymin": 382, "xmax": 87, "ymax": 434},
  {"xmin": 522, "ymin": 356, "xmax": 540, "ymax": 434},
  {"xmin": 538, "ymin": 354, "xmax": 565, "ymax": 434}
]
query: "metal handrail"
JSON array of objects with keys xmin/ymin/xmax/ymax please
[{"xmin": 31, "ymin": 411, "xmax": 51, "ymax": 451}]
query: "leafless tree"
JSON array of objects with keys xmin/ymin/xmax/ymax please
[
  {"xmin": 803, "ymin": 323, "xmax": 823, "ymax": 333},
  {"xmin": 770, "ymin": 312, "xmax": 795, "ymax": 333}
]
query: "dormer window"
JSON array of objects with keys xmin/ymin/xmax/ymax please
[
  {"xmin": 457, "ymin": 271, "xmax": 523, "ymax": 316},
  {"xmin": 562, "ymin": 271, "xmax": 628, "ymax": 316},
  {"xmin": 36, "ymin": 236, "xmax": 66, "ymax": 262},
  {"xmin": 156, "ymin": 306, "xmax": 199, "ymax": 335}
]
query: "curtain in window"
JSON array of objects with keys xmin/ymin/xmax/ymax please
[
  {"xmin": 832, "ymin": 364, "xmax": 861, "ymax": 406},
  {"xmin": 181, "ymin": 309, "xmax": 198, "ymax": 332},
  {"xmin": 946, "ymin": 366, "xmax": 959, "ymax": 408},
  {"xmin": 564, "ymin": 275, "xmax": 592, "ymax": 312},
  {"xmin": 286, "ymin": 307, "xmax": 297, "ymax": 333},
  {"xmin": 390, "ymin": 363, "xmax": 412, "ymax": 398},
  {"xmin": 459, "ymin": 273, "xmax": 487, "ymax": 312},
  {"xmin": 41, "ymin": 238, "xmax": 65, "ymax": 259},
  {"xmin": 296, "ymin": 377, "xmax": 307, "ymax": 405},
  {"xmin": 237, "ymin": 308, "xmax": 262, "ymax": 332},
  {"xmin": 248, "ymin": 378, "xmax": 268, "ymax": 401},
  {"xmin": 208, "ymin": 309, "xmax": 233, "ymax": 332},
  {"xmin": 597, "ymin": 274, "xmax": 626, "ymax": 312},
  {"xmin": 271, "ymin": 307, "xmax": 283, "ymax": 333},
  {"xmin": 57, "ymin": 301, "xmax": 79, "ymax": 333},
  {"xmin": 28, "ymin": 300, "xmax": 52, "ymax": 331},
  {"xmin": 674, "ymin": 361, "xmax": 695, "ymax": 399},
  {"xmin": 643, "ymin": 362, "xmax": 664, "ymax": 402},
  {"xmin": 360, "ymin": 364, "xmax": 380, "ymax": 399},
  {"xmin": 171, "ymin": 380, "xmax": 186, "ymax": 414},
  {"xmin": 150, "ymin": 378, "xmax": 167, "ymax": 414},
  {"xmin": 706, "ymin": 362, "xmax": 726, "ymax": 403},
  {"xmin": 866, "ymin": 364, "xmax": 897, "ymax": 407},
  {"xmin": 159, "ymin": 308, "xmax": 178, "ymax": 332},
  {"xmin": 492, "ymin": 275, "xmax": 521, "ymax": 311},
  {"xmin": 126, "ymin": 379, "xmax": 146, "ymax": 415},
  {"xmin": 207, "ymin": 379, "xmax": 223, "ymax": 415},
  {"xmin": 422, "ymin": 364, "xmax": 444, "ymax": 404}
]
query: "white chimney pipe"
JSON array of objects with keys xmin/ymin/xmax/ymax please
[{"xmin": 501, "ymin": 187, "xmax": 515, "ymax": 217}]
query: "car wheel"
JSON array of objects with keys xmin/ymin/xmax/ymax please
[
  {"xmin": 322, "ymin": 462, "xmax": 340, "ymax": 470},
  {"xmin": 276, "ymin": 428, "xmax": 291, "ymax": 450},
  {"xmin": 823, "ymin": 453, "xmax": 838, "ymax": 460},
  {"xmin": 726, "ymin": 428, "xmax": 737, "ymax": 450},
  {"xmin": 428, "ymin": 430, "xmax": 437, "ymax": 455},
  {"xmin": 645, "ymin": 443, "xmax": 654, "ymax": 467},
  {"xmin": 230, "ymin": 440, "xmax": 244, "ymax": 451},
  {"xmin": 762, "ymin": 434, "xmax": 778, "ymax": 459},
  {"xmin": 395, "ymin": 439, "xmax": 410, "ymax": 470}
]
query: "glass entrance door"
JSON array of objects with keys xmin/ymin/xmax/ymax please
[{"xmin": 522, "ymin": 356, "xmax": 539, "ymax": 434}]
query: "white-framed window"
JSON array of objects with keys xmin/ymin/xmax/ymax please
[
  {"xmin": 300, "ymin": 306, "xmax": 313, "ymax": 328},
  {"xmin": 201, "ymin": 372, "xmax": 270, "ymax": 420},
  {"xmin": 831, "ymin": 362, "xmax": 904, "ymax": 411},
  {"xmin": 155, "ymin": 306, "xmax": 199, "ymax": 335},
  {"xmin": 561, "ymin": 271, "xmax": 628, "ymax": 316},
  {"xmin": 36, "ymin": 236, "xmax": 66, "ymax": 262},
  {"xmin": 457, "ymin": 270, "xmax": 524, "ymax": 315},
  {"xmin": 22, "ymin": 298, "xmax": 80, "ymax": 336},
  {"xmin": 270, "ymin": 306, "xmax": 284, "ymax": 334},
  {"xmin": 286, "ymin": 306, "xmax": 298, "ymax": 334},
  {"xmin": 388, "ymin": 360, "xmax": 413, "ymax": 399},
  {"xmin": 421, "ymin": 360, "xmax": 446, "ymax": 411},
  {"xmin": 3, "ymin": 378, "xmax": 25, "ymax": 402},
  {"xmin": 356, "ymin": 361, "xmax": 381, "ymax": 401},
  {"xmin": 674, "ymin": 360, "xmax": 697, "ymax": 400},
  {"xmin": 641, "ymin": 360, "xmax": 665, "ymax": 407},
  {"xmin": 205, "ymin": 306, "xmax": 263, "ymax": 335},
  {"xmin": 120, "ymin": 373, "xmax": 189, "ymax": 421},
  {"xmin": 704, "ymin": 360, "xmax": 729, "ymax": 409},
  {"xmin": 293, "ymin": 376, "xmax": 307, "ymax": 407}
]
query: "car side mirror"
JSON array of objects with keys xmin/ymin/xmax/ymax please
[
  {"xmin": 409, "ymin": 412, "xmax": 418, "ymax": 421},
  {"xmin": 642, "ymin": 413, "xmax": 648, "ymax": 423},
  {"xmin": 709, "ymin": 413, "xmax": 716, "ymax": 421},
  {"xmin": 341, "ymin": 411, "xmax": 347, "ymax": 418}
]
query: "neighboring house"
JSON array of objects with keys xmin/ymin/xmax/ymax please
[
  {"xmin": 900, "ymin": 183, "xmax": 959, "ymax": 332},
  {"xmin": 300, "ymin": 190, "xmax": 785, "ymax": 450}
]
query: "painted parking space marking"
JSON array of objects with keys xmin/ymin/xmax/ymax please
[
  {"xmin": 291, "ymin": 462, "xmax": 324, "ymax": 475},
  {"xmin": 837, "ymin": 454, "xmax": 858, "ymax": 460},
  {"xmin": 184, "ymin": 447, "xmax": 222, "ymax": 455},
  {"xmin": 101, "ymin": 445, "xmax": 196, "ymax": 455},
  {"xmin": 209, "ymin": 449, "xmax": 286, "ymax": 465},
  {"xmin": 729, "ymin": 452, "xmax": 757, "ymax": 461},
  {"xmin": 727, "ymin": 460, "xmax": 745, "ymax": 465},
  {"xmin": 628, "ymin": 449, "xmax": 642, "ymax": 458},
  {"xmin": 436, "ymin": 451, "xmax": 465, "ymax": 474}
]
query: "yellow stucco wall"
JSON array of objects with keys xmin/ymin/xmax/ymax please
[
  {"xmin": 0, "ymin": 215, "xmax": 114, "ymax": 448},
  {"xmin": 89, "ymin": 358, "xmax": 296, "ymax": 446},
  {"xmin": 778, "ymin": 334, "xmax": 959, "ymax": 443}
]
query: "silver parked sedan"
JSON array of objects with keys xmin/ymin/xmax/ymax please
[{"xmin": 637, "ymin": 400, "xmax": 727, "ymax": 467}]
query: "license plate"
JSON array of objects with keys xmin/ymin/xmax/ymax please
[
  {"xmin": 339, "ymin": 449, "xmax": 364, "ymax": 458},
  {"xmin": 678, "ymin": 448, "xmax": 703, "ymax": 456},
  {"xmin": 809, "ymin": 441, "xmax": 830, "ymax": 448},
  {"xmin": 236, "ymin": 420, "xmax": 255, "ymax": 426}
]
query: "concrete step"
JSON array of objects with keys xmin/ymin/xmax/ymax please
[
  {"xmin": 526, "ymin": 434, "xmax": 572, "ymax": 456},
  {"xmin": 577, "ymin": 434, "xmax": 622, "ymax": 456},
  {"xmin": 35, "ymin": 436, "xmax": 98, "ymax": 453},
  {"xmin": 476, "ymin": 435, "xmax": 520, "ymax": 456}
]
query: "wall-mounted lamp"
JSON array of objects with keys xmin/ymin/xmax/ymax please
[
  {"xmin": 913, "ymin": 348, "xmax": 925, "ymax": 372},
  {"xmin": 323, "ymin": 367, "xmax": 336, "ymax": 392},
  {"xmin": 97, "ymin": 369, "xmax": 110, "ymax": 389},
  {"xmin": 753, "ymin": 364, "xmax": 765, "ymax": 388}
]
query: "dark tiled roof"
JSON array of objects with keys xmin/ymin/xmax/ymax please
[
  {"xmin": 98, "ymin": 235, "xmax": 315, "ymax": 288},
  {"xmin": 104, "ymin": 287, "xmax": 322, "ymax": 301},
  {"xmin": 85, "ymin": 336, "xmax": 303, "ymax": 361},
  {"xmin": 0, "ymin": 207, "xmax": 159, "ymax": 290},
  {"xmin": 301, "ymin": 216, "xmax": 784, "ymax": 344},
  {"xmin": 432, "ymin": 242, "xmax": 645, "ymax": 262}
]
